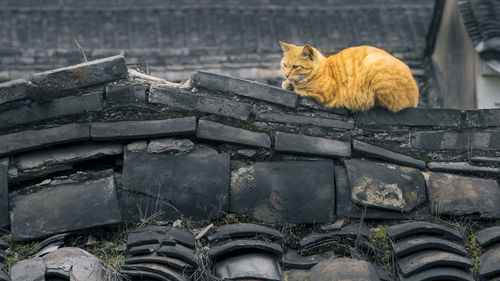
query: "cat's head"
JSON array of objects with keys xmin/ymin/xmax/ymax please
[{"xmin": 279, "ymin": 41, "xmax": 321, "ymax": 84}]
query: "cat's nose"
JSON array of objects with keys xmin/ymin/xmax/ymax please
[{"xmin": 284, "ymin": 72, "xmax": 290, "ymax": 78}]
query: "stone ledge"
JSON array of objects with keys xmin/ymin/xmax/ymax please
[
  {"xmin": 465, "ymin": 108, "xmax": 500, "ymax": 127},
  {"xmin": 0, "ymin": 79, "xmax": 29, "ymax": 105},
  {"xmin": 356, "ymin": 108, "xmax": 462, "ymax": 128},
  {"xmin": 196, "ymin": 120, "xmax": 271, "ymax": 148},
  {"xmin": 274, "ymin": 132, "xmax": 351, "ymax": 158},
  {"xmin": 255, "ymin": 112, "xmax": 354, "ymax": 130},
  {"xmin": 352, "ymin": 140, "xmax": 426, "ymax": 169}
]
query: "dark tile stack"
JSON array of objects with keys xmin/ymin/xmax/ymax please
[{"xmin": 476, "ymin": 226, "xmax": 500, "ymax": 280}]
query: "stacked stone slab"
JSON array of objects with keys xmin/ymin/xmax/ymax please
[
  {"xmin": 476, "ymin": 226, "xmax": 500, "ymax": 280},
  {"xmin": 388, "ymin": 221, "xmax": 474, "ymax": 281},
  {"xmin": 122, "ymin": 226, "xmax": 196, "ymax": 281}
]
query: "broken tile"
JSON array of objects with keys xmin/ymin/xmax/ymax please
[
  {"xmin": 147, "ymin": 138, "xmax": 194, "ymax": 154},
  {"xmin": 274, "ymin": 131, "xmax": 351, "ymax": 158},
  {"xmin": 479, "ymin": 246, "xmax": 500, "ymax": 278},
  {"xmin": 0, "ymin": 79, "xmax": 29, "ymax": 104},
  {"xmin": 476, "ymin": 226, "xmax": 500, "ymax": 247},
  {"xmin": 300, "ymin": 224, "xmax": 372, "ymax": 248},
  {"xmin": 387, "ymin": 221, "xmax": 463, "ymax": 241},
  {"xmin": 197, "ymin": 119, "xmax": 271, "ymax": 148},
  {"xmin": 128, "ymin": 244, "xmax": 161, "ymax": 256},
  {"xmin": 140, "ymin": 226, "xmax": 195, "ymax": 249},
  {"xmin": 427, "ymin": 161, "xmax": 500, "ymax": 175},
  {"xmin": 209, "ymin": 239, "xmax": 282, "ymax": 261},
  {"xmin": 28, "ymin": 233, "xmax": 69, "ymax": 257},
  {"xmin": 43, "ymin": 247, "xmax": 104, "ymax": 281},
  {"xmin": 280, "ymin": 249, "xmax": 335, "ymax": 270},
  {"xmin": 126, "ymin": 231, "xmax": 176, "ymax": 248},
  {"xmin": 399, "ymin": 267, "xmax": 474, "ymax": 281},
  {"xmin": 345, "ymin": 159, "xmax": 426, "ymax": 212},
  {"xmin": 215, "ymin": 253, "xmax": 281, "ymax": 281},
  {"xmin": 125, "ymin": 254, "xmax": 193, "ymax": 271},
  {"xmin": 156, "ymin": 244, "xmax": 197, "ymax": 267},
  {"xmin": 10, "ymin": 257, "xmax": 45, "ymax": 281},
  {"xmin": 392, "ymin": 235, "xmax": 467, "ymax": 257},
  {"xmin": 352, "ymin": 140, "xmax": 426, "ymax": 169},
  {"xmin": 207, "ymin": 223, "xmax": 282, "ymax": 243},
  {"xmin": 121, "ymin": 263, "xmax": 189, "ymax": 281},
  {"xmin": 397, "ymin": 249, "xmax": 473, "ymax": 277}
]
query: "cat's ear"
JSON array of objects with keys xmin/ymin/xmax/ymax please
[
  {"xmin": 279, "ymin": 41, "xmax": 291, "ymax": 52},
  {"xmin": 302, "ymin": 45, "xmax": 315, "ymax": 60}
]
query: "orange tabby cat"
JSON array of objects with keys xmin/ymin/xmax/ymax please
[{"xmin": 279, "ymin": 41, "xmax": 419, "ymax": 112}]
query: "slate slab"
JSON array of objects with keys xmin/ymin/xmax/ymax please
[
  {"xmin": 10, "ymin": 175, "xmax": 121, "ymax": 242},
  {"xmin": 197, "ymin": 120, "xmax": 271, "ymax": 148},
  {"xmin": 156, "ymin": 245, "xmax": 197, "ymax": 266},
  {"xmin": 476, "ymin": 226, "xmax": 500, "ymax": 247},
  {"xmin": 427, "ymin": 161, "xmax": 500, "ymax": 175},
  {"xmin": 105, "ymin": 83, "xmax": 146, "ymax": 105},
  {"xmin": 0, "ymin": 79, "xmax": 28, "ymax": 104},
  {"xmin": 352, "ymin": 140, "xmax": 426, "ymax": 169},
  {"xmin": 10, "ymin": 257, "xmax": 45, "ymax": 281},
  {"xmin": 356, "ymin": 107, "xmax": 461, "ymax": 128},
  {"xmin": 479, "ymin": 246, "xmax": 500, "ymax": 278},
  {"xmin": 0, "ymin": 123, "xmax": 90, "ymax": 157},
  {"xmin": 0, "ymin": 92, "xmax": 103, "ymax": 129},
  {"xmin": 306, "ymin": 258, "xmax": 379, "ymax": 281},
  {"xmin": 465, "ymin": 108, "xmax": 500, "ymax": 127},
  {"xmin": 392, "ymin": 235, "xmax": 467, "ymax": 257},
  {"xmin": 193, "ymin": 71, "xmax": 298, "ymax": 108},
  {"xmin": 215, "ymin": 253, "xmax": 281, "ymax": 281},
  {"xmin": 147, "ymin": 138, "xmax": 194, "ymax": 154},
  {"xmin": 471, "ymin": 130, "xmax": 500, "ymax": 150},
  {"xmin": 127, "ymin": 231, "xmax": 176, "ymax": 248},
  {"xmin": 207, "ymin": 223, "xmax": 282, "ymax": 243},
  {"xmin": 125, "ymin": 254, "xmax": 193, "ymax": 271},
  {"xmin": 255, "ymin": 112, "xmax": 354, "ymax": 130},
  {"xmin": 230, "ymin": 160, "xmax": 335, "ymax": 224},
  {"xmin": 122, "ymin": 146, "xmax": 229, "ymax": 220},
  {"xmin": 209, "ymin": 239, "xmax": 282, "ymax": 260},
  {"xmin": 91, "ymin": 117, "xmax": 196, "ymax": 140},
  {"xmin": 0, "ymin": 159, "xmax": 7, "ymax": 228},
  {"xmin": 397, "ymin": 249, "xmax": 472, "ymax": 277},
  {"xmin": 344, "ymin": 159, "xmax": 426, "ymax": 212},
  {"xmin": 30, "ymin": 55, "xmax": 128, "ymax": 96},
  {"xmin": 121, "ymin": 263, "xmax": 189, "ymax": 281},
  {"xmin": 274, "ymin": 132, "xmax": 351, "ymax": 158},
  {"xmin": 399, "ymin": 267, "xmax": 474, "ymax": 281},
  {"xmin": 424, "ymin": 172, "xmax": 500, "ymax": 218},
  {"xmin": 387, "ymin": 221, "xmax": 463, "ymax": 241},
  {"xmin": 411, "ymin": 131, "xmax": 470, "ymax": 150},
  {"xmin": 149, "ymin": 87, "xmax": 253, "ymax": 120},
  {"xmin": 128, "ymin": 244, "xmax": 161, "ymax": 255}
]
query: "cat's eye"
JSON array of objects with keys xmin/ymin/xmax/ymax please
[{"xmin": 292, "ymin": 65, "xmax": 299, "ymax": 69}]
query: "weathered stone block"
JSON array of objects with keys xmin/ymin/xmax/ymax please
[
  {"xmin": 230, "ymin": 160, "xmax": 335, "ymax": 223},
  {"xmin": 411, "ymin": 131, "xmax": 470, "ymax": 150},
  {"xmin": 216, "ymin": 253, "xmax": 281, "ymax": 281},
  {"xmin": 352, "ymin": 140, "xmax": 426, "ymax": 169},
  {"xmin": 0, "ymin": 123, "xmax": 90, "ymax": 157},
  {"xmin": 197, "ymin": 120, "xmax": 271, "ymax": 148},
  {"xmin": 91, "ymin": 117, "xmax": 196, "ymax": 140},
  {"xmin": 0, "ymin": 92, "xmax": 103, "ymax": 129},
  {"xmin": 0, "ymin": 79, "xmax": 28, "ymax": 104},
  {"xmin": 0, "ymin": 158, "xmax": 8, "ymax": 228},
  {"xmin": 10, "ymin": 175, "xmax": 122, "ymax": 242},
  {"xmin": 30, "ymin": 55, "xmax": 128, "ymax": 96},
  {"xmin": 357, "ymin": 108, "xmax": 461, "ymax": 128},
  {"xmin": 344, "ymin": 159, "xmax": 426, "ymax": 212},
  {"xmin": 147, "ymin": 138, "xmax": 194, "ymax": 154},
  {"xmin": 427, "ymin": 161, "xmax": 500, "ymax": 175},
  {"xmin": 465, "ymin": 108, "xmax": 500, "ymax": 127},
  {"xmin": 122, "ymin": 145, "xmax": 229, "ymax": 220},
  {"xmin": 105, "ymin": 83, "xmax": 146, "ymax": 105},
  {"xmin": 424, "ymin": 172, "xmax": 500, "ymax": 218},
  {"xmin": 193, "ymin": 71, "xmax": 298, "ymax": 108},
  {"xmin": 255, "ymin": 112, "xmax": 354, "ymax": 130},
  {"xmin": 274, "ymin": 132, "xmax": 351, "ymax": 158},
  {"xmin": 471, "ymin": 130, "xmax": 500, "ymax": 150}
]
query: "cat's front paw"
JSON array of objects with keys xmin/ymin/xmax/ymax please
[{"xmin": 282, "ymin": 80, "xmax": 294, "ymax": 91}]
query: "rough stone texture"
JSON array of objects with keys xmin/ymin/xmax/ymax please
[
  {"xmin": 479, "ymin": 246, "xmax": 500, "ymax": 278},
  {"xmin": 424, "ymin": 172, "xmax": 500, "ymax": 218},
  {"xmin": 352, "ymin": 140, "xmax": 426, "ymax": 169},
  {"xmin": 10, "ymin": 175, "xmax": 121, "ymax": 242},
  {"xmin": 397, "ymin": 249, "xmax": 473, "ymax": 277},
  {"xmin": 0, "ymin": 79, "xmax": 28, "ymax": 104},
  {"xmin": 197, "ymin": 120, "xmax": 271, "ymax": 148},
  {"xmin": 0, "ymin": 123, "xmax": 90, "ymax": 157},
  {"xmin": 30, "ymin": 55, "xmax": 128, "ymax": 96},
  {"xmin": 147, "ymin": 138, "xmax": 194, "ymax": 154},
  {"xmin": 411, "ymin": 131, "xmax": 470, "ymax": 150},
  {"xmin": 476, "ymin": 226, "xmax": 500, "ymax": 247},
  {"xmin": 345, "ymin": 159, "xmax": 426, "ymax": 212},
  {"xmin": 427, "ymin": 161, "xmax": 500, "ymax": 175},
  {"xmin": 43, "ymin": 247, "xmax": 104, "ymax": 281},
  {"xmin": 91, "ymin": 117, "xmax": 196, "ymax": 140},
  {"xmin": 255, "ymin": 112, "xmax": 354, "ymax": 130},
  {"xmin": 207, "ymin": 223, "xmax": 282, "ymax": 243},
  {"xmin": 128, "ymin": 244, "xmax": 161, "ymax": 255},
  {"xmin": 149, "ymin": 87, "xmax": 253, "ymax": 120},
  {"xmin": 466, "ymin": 108, "xmax": 500, "ymax": 127},
  {"xmin": 399, "ymin": 267, "xmax": 474, "ymax": 281},
  {"xmin": 215, "ymin": 253, "xmax": 281, "ymax": 281},
  {"xmin": 193, "ymin": 71, "xmax": 298, "ymax": 108},
  {"xmin": 0, "ymin": 92, "xmax": 103, "ymax": 129},
  {"xmin": 156, "ymin": 245, "xmax": 197, "ymax": 266},
  {"xmin": 288, "ymin": 258, "xmax": 379, "ymax": 281},
  {"xmin": 392, "ymin": 235, "xmax": 467, "ymax": 257},
  {"xmin": 209, "ymin": 239, "xmax": 282, "ymax": 260},
  {"xmin": 122, "ymin": 145, "xmax": 229, "ymax": 220},
  {"xmin": 0, "ymin": 159, "xmax": 7, "ymax": 228},
  {"xmin": 274, "ymin": 132, "xmax": 351, "ymax": 158},
  {"xmin": 105, "ymin": 83, "xmax": 146, "ymax": 105},
  {"xmin": 356, "ymin": 108, "xmax": 461, "ymax": 128},
  {"xmin": 387, "ymin": 222, "xmax": 463, "ymax": 241},
  {"xmin": 10, "ymin": 257, "xmax": 45, "ymax": 281},
  {"xmin": 471, "ymin": 130, "xmax": 500, "ymax": 150},
  {"xmin": 230, "ymin": 160, "xmax": 335, "ymax": 224}
]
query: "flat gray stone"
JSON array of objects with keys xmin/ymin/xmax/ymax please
[
  {"xmin": 387, "ymin": 221, "xmax": 463, "ymax": 241},
  {"xmin": 30, "ymin": 55, "xmax": 128, "ymax": 96},
  {"xmin": 352, "ymin": 140, "xmax": 426, "ymax": 169},
  {"xmin": 397, "ymin": 249, "xmax": 472, "ymax": 277},
  {"xmin": 255, "ymin": 112, "xmax": 354, "ymax": 130},
  {"xmin": 392, "ymin": 235, "xmax": 467, "ymax": 257},
  {"xmin": 105, "ymin": 83, "xmax": 146, "ymax": 105},
  {"xmin": 400, "ymin": 267, "xmax": 474, "ymax": 281},
  {"xmin": 193, "ymin": 71, "xmax": 298, "ymax": 108},
  {"xmin": 345, "ymin": 159, "xmax": 426, "ymax": 212},
  {"xmin": 357, "ymin": 108, "xmax": 461, "ymax": 128},
  {"xmin": 147, "ymin": 138, "xmax": 194, "ymax": 154},
  {"xmin": 122, "ymin": 146, "xmax": 229, "ymax": 220},
  {"xmin": 91, "ymin": 117, "xmax": 196, "ymax": 140},
  {"xmin": 10, "ymin": 257, "xmax": 45, "ymax": 281},
  {"xmin": 149, "ymin": 87, "xmax": 253, "ymax": 121},
  {"xmin": 274, "ymin": 132, "xmax": 351, "ymax": 158},
  {"xmin": 471, "ymin": 130, "xmax": 500, "ymax": 150},
  {"xmin": 0, "ymin": 123, "xmax": 90, "ymax": 157},
  {"xmin": 127, "ymin": 231, "xmax": 176, "ymax": 248},
  {"xmin": 465, "ymin": 108, "xmax": 500, "ymax": 127},
  {"xmin": 197, "ymin": 119, "xmax": 271, "ymax": 148},
  {"xmin": 156, "ymin": 244, "xmax": 197, "ymax": 266},
  {"xmin": 307, "ymin": 258, "xmax": 379, "ymax": 281},
  {"xmin": 424, "ymin": 172, "xmax": 500, "ymax": 218},
  {"xmin": 10, "ymin": 175, "xmax": 121, "ymax": 242},
  {"xmin": 411, "ymin": 131, "xmax": 470, "ymax": 150},
  {"xmin": 43, "ymin": 247, "xmax": 104, "ymax": 281},
  {"xmin": 230, "ymin": 160, "xmax": 335, "ymax": 223},
  {"xmin": 320, "ymin": 219, "xmax": 345, "ymax": 232},
  {"xmin": 215, "ymin": 253, "xmax": 281, "ymax": 281},
  {"xmin": 300, "ymin": 224, "xmax": 372, "ymax": 248},
  {"xmin": 207, "ymin": 223, "xmax": 282, "ymax": 243},
  {"xmin": 476, "ymin": 226, "xmax": 500, "ymax": 247},
  {"xmin": 479, "ymin": 246, "xmax": 500, "ymax": 278},
  {"xmin": 125, "ymin": 254, "xmax": 193, "ymax": 271},
  {"xmin": 427, "ymin": 161, "xmax": 500, "ymax": 175},
  {"xmin": 0, "ymin": 158, "xmax": 7, "ymax": 228},
  {"xmin": 209, "ymin": 239, "xmax": 282, "ymax": 260},
  {"xmin": 121, "ymin": 263, "xmax": 189, "ymax": 281},
  {"xmin": 0, "ymin": 79, "xmax": 28, "ymax": 104}
]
